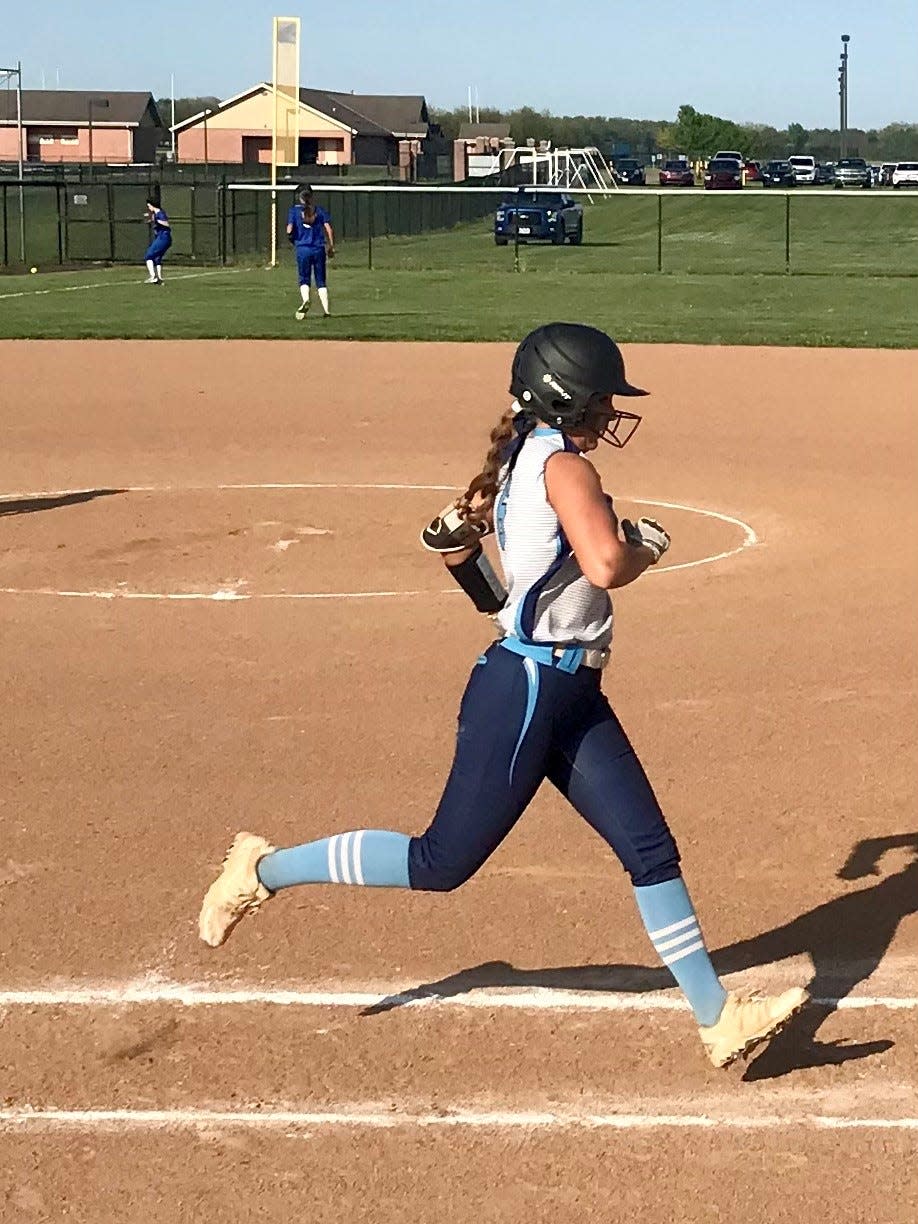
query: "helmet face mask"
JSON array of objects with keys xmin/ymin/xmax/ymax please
[
  {"xmin": 510, "ymin": 322, "xmax": 648, "ymax": 444},
  {"xmin": 595, "ymin": 407, "xmax": 642, "ymax": 449}
]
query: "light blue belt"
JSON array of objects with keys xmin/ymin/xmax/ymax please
[{"xmin": 498, "ymin": 636, "xmax": 609, "ymax": 674}]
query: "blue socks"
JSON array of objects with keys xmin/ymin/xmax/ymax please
[
  {"xmin": 634, "ymin": 877, "xmax": 727, "ymax": 1027},
  {"xmin": 256, "ymin": 830, "xmax": 411, "ymax": 892}
]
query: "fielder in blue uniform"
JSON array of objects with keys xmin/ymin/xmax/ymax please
[
  {"xmin": 199, "ymin": 322, "xmax": 808, "ymax": 1068},
  {"xmin": 143, "ymin": 197, "xmax": 171, "ymax": 285},
  {"xmin": 286, "ymin": 184, "xmax": 334, "ymax": 320}
]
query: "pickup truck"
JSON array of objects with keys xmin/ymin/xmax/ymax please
[
  {"xmin": 494, "ymin": 190, "xmax": 584, "ymax": 245},
  {"xmin": 788, "ymin": 155, "xmax": 816, "ymax": 184},
  {"xmin": 833, "ymin": 157, "xmax": 872, "ymax": 188}
]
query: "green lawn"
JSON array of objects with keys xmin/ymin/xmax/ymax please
[
  {"xmin": 3, "ymin": 190, "xmax": 918, "ymax": 347},
  {"xmin": 325, "ymin": 191, "xmax": 918, "ymax": 279},
  {"xmin": 1, "ymin": 260, "xmax": 914, "ymax": 347}
]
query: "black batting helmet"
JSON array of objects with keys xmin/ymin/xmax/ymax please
[{"xmin": 510, "ymin": 323, "xmax": 648, "ymax": 433}]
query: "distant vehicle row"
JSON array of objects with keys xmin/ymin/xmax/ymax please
[
  {"xmin": 493, "ymin": 162, "xmax": 918, "ymax": 245},
  {"xmin": 616, "ymin": 156, "xmax": 918, "ymax": 190}
]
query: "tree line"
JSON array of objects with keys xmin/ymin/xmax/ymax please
[
  {"xmin": 430, "ymin": 102, "xmax": 918, "ymax": 163},
  {"xmin": 155, "ymin": 96, "xmax": 917, "ymax": 163},
  {"xmin": 154, "ymin": 97, "xmax": 221, "ymax": 127}
]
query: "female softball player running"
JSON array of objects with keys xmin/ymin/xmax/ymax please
[
  {"xmin": 286, "ymin": 184, "xmax": 334, "ymax": 320},
  {"xmin": 143, "ymin": 196, "xmax": 171, "ymax": 284},
  {"xmin": 199, "ymin": 322, "xmax": 807, "ymax": 1068}
]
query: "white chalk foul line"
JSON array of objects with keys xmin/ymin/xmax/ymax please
[
  {"xmin": 0, "ymin": 586, "xmax": 446, "ymax": 602},
  {"xmin": 0, "ymin": 982, "xmax": 912, "ymax": 1011},
  {"xmin": 0, "ymin": 267, "xmax": 243, "ymax": 301},
  {"xmin": 1, "ymin": 1106, "xmax": 917, "ymax": 1133},
  {"xmin": 0, "ymin": 484, "xmax": 757, "ymax": 601}
]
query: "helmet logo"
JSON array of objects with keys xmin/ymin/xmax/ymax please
[{"xmin": 541, "ymin": 372, "xmax": 571, "ymax": 400}]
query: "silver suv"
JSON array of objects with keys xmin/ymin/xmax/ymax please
[{"xmin": 834, "ymin": 157, "xmax": 872, "ymax": 189}]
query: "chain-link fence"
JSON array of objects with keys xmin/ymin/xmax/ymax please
[{"xmin": 2, "ymin": 180, "xmax": 916, "ymax": 277}]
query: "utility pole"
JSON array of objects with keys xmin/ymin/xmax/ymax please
[
  {"xmin": 838, "ymin": 34, "xmax": 850, "ymax": 159},
  {"xmin": 0, "ymin": 62, "xmax": 25, "ymax": 262}
]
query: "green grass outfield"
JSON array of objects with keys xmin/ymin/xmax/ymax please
[{"xmin": 1, "ymin": 190, "xmax": 916, "ymax": 346}]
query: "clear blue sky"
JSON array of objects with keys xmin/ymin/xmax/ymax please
[{"xmin": 8, "ymin": 1, "xmax": 917, "ymax": 129}]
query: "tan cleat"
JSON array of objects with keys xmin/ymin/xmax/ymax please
[
  {"xmin": 198, "ymin": 832, "xmax": 276, "ymax": 948},
  {"xmin": 699, "ymin": 986, "xmax": 809, "ymax": 1068}
]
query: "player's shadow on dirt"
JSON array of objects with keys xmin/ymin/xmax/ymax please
[
  {"xmin": 363, "ymin": 833, "xmax": 917, "ymax": 1081},
  {"xmin": 0, "ymin": 489, "xmax": 125, "ymax": 517}
]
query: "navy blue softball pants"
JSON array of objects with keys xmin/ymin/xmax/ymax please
[
  {"xmin": 407, "ymin": 642, "xmax": 681, "ymax": 892},
  {"xmin": 296, "ymin": 246, "xmax": 327, "ymax": 288},
  {"xmin": 144, "ymin": 232, "xmax": 171, "ymax": 262}
]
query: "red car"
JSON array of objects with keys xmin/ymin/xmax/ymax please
[
  {"xmin": 744, "ymin": 160, "xmax": 762, "ymax": 182},
  {"xmin": 704, "ymin": 158, "xmax": 744, "ymax": 190},
  {"xmin": 659, "ymin": 159, "xmax": 695, "ymax": 187}
]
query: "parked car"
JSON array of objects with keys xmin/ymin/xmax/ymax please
[
  {"xmin": 760, "ymin": 160, "xmax": 796, "ymax": 187},
  {"xmin": 813, "ymin": 163, "xmax": 836, "ymax": 185},
  {"xmin": 788, "ymin": 155, "xmax": 816, "ymax": 184},
  {"xmin": 879, "ymin": 163, "xmax": 897, "ymax": 186},
  {"xmin": 713, "ymin": 150, "xmax": 744, "ymax": 165},
  {"xmin": 658, "ymin": 159, "xmax": 695, "ymax": 187},
  {"xmin": 493, "ymin": 190, "xmax": 584, "ymax": 245},
  {"xmin": 744, "ymin": 160, "xmax": 762, "ymax": 182},
  {"xmin": 892, "ymin": 162, "xmax": 918, "ymax": 188},
  {"xmin": 704, "ymin": 157, "xmax": 744, "ymax": 189},
  {"xmin": 614, "ymin": 158, "xmax": 646, "ymax": 185},
  {"xmin": 833, "ymin": 157, "xmax": 872, "ymax": 188}
]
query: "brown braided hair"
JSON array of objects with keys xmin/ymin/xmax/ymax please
[
  {"xmin": 297, "ymin": 185, "xmax": 317, "ymax": 224},
  {"xmin": 456, "ymin": 405, "xmax": 531, "ymax": 527}
]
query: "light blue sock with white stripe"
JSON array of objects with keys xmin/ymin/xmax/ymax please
[
  {"xmin": 634, "ymin": 878, "xmax": 727, "ymax": 1027},
  {"xmin": 255, "ymin": 830, "xmax": 411, "ymax": 892}
]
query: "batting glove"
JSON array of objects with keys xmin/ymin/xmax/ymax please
[{"xmin": 621, "ymin": 516, "xmax": 670, "ymax": 564}]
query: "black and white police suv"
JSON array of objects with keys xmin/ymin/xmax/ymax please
[{"xmin": 494, "ymin": 191, "xmax": 584, "ymax": 246}]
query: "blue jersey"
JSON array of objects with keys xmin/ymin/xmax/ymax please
[
  {"xmin": 150, "ymin": 208, "xmax": 169, "ymax": 233},
  {"xmin": 287, "ymin": 204, "xmax": 330, "ymax": 249}
]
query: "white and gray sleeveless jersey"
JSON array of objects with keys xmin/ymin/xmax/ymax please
[{"xmin": 494, "ymin": 423, "xmax": 613, "ymax": 648}]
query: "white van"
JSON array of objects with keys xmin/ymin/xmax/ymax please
[{"xmin": 788, "ymin": 155, "xmax": 816, "ymax": 184}]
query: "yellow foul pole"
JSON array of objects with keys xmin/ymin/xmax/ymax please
[{"xmin": 271, "ymin": 16, "xmax": 301, "ymax": 267}]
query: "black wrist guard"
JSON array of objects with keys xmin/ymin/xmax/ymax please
[{"xmin": 445, "ymin": 545, "xmax": 507, "ymax": 614}]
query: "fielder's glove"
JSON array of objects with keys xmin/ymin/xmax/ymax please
[
  {"xmin": 420, "ymin": 501, "xmax": 489, "ymax": 553},
  {"xmin": 326, "ymin": 245, "xmax": 335, "ymax": 259},
  {"xmin": 621, "ymin": 516, "xmax": 670, "ymax": 564}
]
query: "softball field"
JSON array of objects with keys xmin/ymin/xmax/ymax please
[{"xmin": 1, "ymin": 340, "xmax": 916, "ymax": 1221}]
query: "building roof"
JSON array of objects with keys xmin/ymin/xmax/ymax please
[
  {"xmin": 458, "ymin": 123, "xmax": 512, "ymax": 140},
  {"xmin": 297, "ymin": 88, "xmax": 392, "ymax": 138},
  {"xmin": 171, "ymin": 84, "xmax": 430, "ymax": 140},
  {"xmin": 324, "ymin": 93, "xmax": 430, "ymax": 139},
  {"xmin": 0, "ymin": 90, "xmax": 161, "ymax": 126}
]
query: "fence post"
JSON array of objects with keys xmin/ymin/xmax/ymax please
[
  {"xmin": 190, "ymin": 185, "xmax": 197, "ymax": 261},
  {"xmin": 785, "ymin": 192, "xmax": 791, "ymax": 273},
  {"xmin": 107, "ymin": 182, "xmax": 115, "ymax": 262},
  {"xmin": 657, "ymin": 193, "xmax": 663, "ymax": 272},
  {"xmin": 56, "ymin": 183, "xmax": 64, "ymax": 266},
  {"xmin": 231, "ymin": 187, "xmax": 237, "ymax": 262},
  {"xmin": 1, "ymin": 184, "xmax": 7, "ymax": 267},
  {"xmin": 367, "ymin": 191, "xmax": 374, "ymax": 271},
  {"xmin": 219, "ymin": 177, "xmax": 227, "ymax": 265}
]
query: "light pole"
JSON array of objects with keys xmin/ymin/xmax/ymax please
[
  {"xmin": 838, "ymin": 35, "xmax": 850, "ymax": 159},
  {"xmin": 88, "ymin": 96, "xmax": 110, "ymax": 174},
  {"xmin": 203, "ymin": 108, "xmax": 212, "ymax": 170}
]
